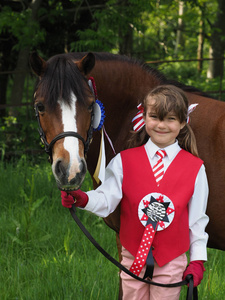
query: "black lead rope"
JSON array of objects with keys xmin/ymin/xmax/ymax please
[{"xmin": 69, "ymin": 204, "xmax": 198, "ymax": 300}]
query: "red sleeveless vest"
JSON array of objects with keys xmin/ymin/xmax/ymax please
[{"xmin": 120, "ymin": 146, "xmax": 203, "ymax": 267}]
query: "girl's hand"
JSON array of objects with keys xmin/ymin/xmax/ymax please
[
  {"xmin": 61, "ymin": 190, "xmax": 88, "ymax": 208},
  {"xmin": 182, "ymin": 260, "xmax": 205, "ymax": 287}
]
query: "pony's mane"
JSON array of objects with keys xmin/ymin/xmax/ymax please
[
  {"xmin": 70, "ymin": 51, "xmax": 168, "ymax": 85},
  {"xmin": 37, "ymin": 52, "xmax": 211, "ymax": 109},
  {"xmin": 75, "ymin": 52, "xmax": 212, "ymax": 98}
]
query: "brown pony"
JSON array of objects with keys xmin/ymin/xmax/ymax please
[{"xmin": 30, "ymin": 51, "xmax": 225, "ymax": 254}]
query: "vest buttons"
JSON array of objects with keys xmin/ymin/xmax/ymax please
[{"xmin": 152, "ymin": 246, "xmax": 155, "ymax": 250}]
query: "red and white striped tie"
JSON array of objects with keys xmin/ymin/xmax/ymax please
[{"xmin": 153, "ymin": 150, "xmax": 167, "ymax": 185}]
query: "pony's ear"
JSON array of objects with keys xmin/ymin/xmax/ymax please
[
  {"xmin": 29, "ymin": 52, "xmax": 47, "ymax": 77},
  {"xmin": 77, "ymin": 52, "xmax": 95, "ymax": 76}
]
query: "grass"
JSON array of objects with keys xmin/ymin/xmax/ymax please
[{"xmin": 0, "ymin": 156, "xmax": 224, "ymax": 299}]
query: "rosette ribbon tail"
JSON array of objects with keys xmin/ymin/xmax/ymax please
[
  {"xmin": 129, "ymin": 219, "xmax": 158, "ymax": 279},
  {"xmin": 143, "ymin": 220, "xmax": 158, "ymax": 279},
  {"xmin": 93, "ymin": 127, "xmax": 105, "ymax": 184}
]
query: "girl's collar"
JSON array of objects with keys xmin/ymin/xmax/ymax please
[{"xmin": 145, "ymin": 138, "xmax": 180, "ymax": 160}]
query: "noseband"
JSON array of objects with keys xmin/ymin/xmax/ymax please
[{"xmin": 34, "ymin": 102, "xmax": 94, "ymax": 162}]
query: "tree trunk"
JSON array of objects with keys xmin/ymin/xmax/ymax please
[
  {"xmin": 9, "ymin": 0, "xmax": 43, "ymax": 116},
  {"xmin": 0, "ymin": 39, "xmax": 13, "ymax": 117},
  {"xmin": 174, "ymin": 1, "xmax": 185, "ymax": 56},
  {"xmin": 119, "ymin": 24, "xmax": 133, "ymax": 57},
  {"xmin": 0, "ymin": 28, "xmax": 15, "ymax": 117},
  {"xmin": 0, "ymin": 73, "xmax": 8, "ymax": 118},
  {"xmin": 9, "ymin": 48, "xmax": 30, "ymax": 116},
  {"xmin": 197, "ymin": 5, "xmax": 205, "ymax": 74},
  {"xmin": 207, "ymin": 0, "xmax": 225, "ymax": 79},
  {"xmin": 118, "ymin": 0, "xmax": 133, "ymax": 57}
]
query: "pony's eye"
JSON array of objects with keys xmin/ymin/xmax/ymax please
[
  {"xmin": 37, "ymin": 102, "xmax": 45, "ymax": 113},
  {"xmin": 88, "ymin": 102, "xmax": 94, "ymax": 112}
]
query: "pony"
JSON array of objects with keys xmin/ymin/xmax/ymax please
[{"xmin": 30, "ymin": 51, "xmax": 225, "ymax": 255}]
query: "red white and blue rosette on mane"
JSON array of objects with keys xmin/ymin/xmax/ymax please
[
  {"xmin": 92, "ymin": 99, "xmax": 105, "ymax": 131},
  {"xmin": 88, "ymin": 77, "xmax": 116, "ymax": 185},
  {"xmin": 88, "ymin": 77, "xmax": 105, "ymax": 131}
]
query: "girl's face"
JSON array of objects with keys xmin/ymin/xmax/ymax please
[{"xmin": 144, "ymin": 97, "xmax": 186, "ymax": 148}]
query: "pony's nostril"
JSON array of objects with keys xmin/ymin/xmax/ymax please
[
  {"xmin": 79, "ymin": 159, "xmax": 87, "ymax": 176},
  {"xmin": 55, "ymin": 160, "xmax": 66, "ymax": 177},
  {"xmin": 68, "ymin": 159, "xmax": 87, "ymax": 186}
]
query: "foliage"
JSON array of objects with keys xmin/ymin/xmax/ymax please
[
  {"xmin": 0, "ymin": 0, "xmax": 223, "ymax": 61},
  {"xmin": 71, "ymin": 0, "xmax": 153, "ymax": 53},
  {"xmin": 132, "ymin": 0, "xmax": 218, "ymax": 60},
  {"xmin": 0, "ymin": 107, "xmax": 42, "ymax": 161},
  {"xmin": 0, "ymin": 6, "xmax": 45, "ymax": 50},
  {"xmin": 156, "ymin": 59, "xmax": 225, "ymax": 100},
  {"xmin": 69, "ymin": 0, "xmax": 219, "ymax": 60}
]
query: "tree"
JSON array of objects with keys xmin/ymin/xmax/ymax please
[
  {"xmin": 71, "ymin": 0, "xmax": 153, "ymax": 56},
  {"xmin": 0, "ymin": 1, "xmax": 45, "ymax": 116},
  {"xmin": 174, "ymin": 1, "xmax": 185, "ymax": 56},
  {"xmin": 197, "ymin": 3, "xmax": 206, "ymax": 73},
  {"xmin": 10, "ymin": 0, "xmax": 43, "ymax": 116},
  {"xmin": 207, "ymin": 0, "xmax": 225, "ymax": 78},
  {"xmin": 0, "ymin": 0, "xmax": 98, "ymax": 117},
  {"xmin": 0, "ymin": 30, "xmax": 14, "ymax": 118}
]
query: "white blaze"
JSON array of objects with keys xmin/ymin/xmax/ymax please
[{"xmin": 59, "ymin": 93, "xmax": 81, "ymax": 178}]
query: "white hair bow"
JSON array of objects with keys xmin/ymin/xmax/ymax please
[{"xmin": 187, "ymin": 103, "xmax": 198, "ymax": 123}]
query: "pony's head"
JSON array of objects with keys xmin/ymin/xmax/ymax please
[{"xmin": 30, "ymin": 52, "xmax": 95, "ymax": 191}]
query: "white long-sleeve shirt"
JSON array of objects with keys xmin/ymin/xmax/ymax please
[{"xmin": 85, "ymin": 138, "xmax": 209, "ymax": 262}]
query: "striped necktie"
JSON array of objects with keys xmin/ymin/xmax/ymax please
[{"xmin": 153, "ymin": 150, "xmax": 167, "ymax": 185}]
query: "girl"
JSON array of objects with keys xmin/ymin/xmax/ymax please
[{"xmin": 61, "ymin": 85, "xmax": 209, "ymax": 300}]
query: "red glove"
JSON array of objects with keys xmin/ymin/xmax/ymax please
[
  {"xmin": 61, "ymin": 190, "xmax": 88, "ymax": 208},
  {"xmin": 183, "ymin": 260, "xmax": 205, "ymax": 287}
]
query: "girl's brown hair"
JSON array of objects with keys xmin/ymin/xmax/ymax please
[{"xmin": 127, "ymin": 85, "xmax": 199, "ymax": 156}]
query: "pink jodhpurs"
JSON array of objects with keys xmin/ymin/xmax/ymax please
[{"xmin": 120, "ymin": 247, "xmax": 187, "ymax": 300}]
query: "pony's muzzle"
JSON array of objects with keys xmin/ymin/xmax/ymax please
[{"xmin": 52, "ymin": 157, "xmax": 87, "ymax": 191}]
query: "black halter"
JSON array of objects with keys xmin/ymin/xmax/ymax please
[{"xmin": 34, "ymin": 102, "xmax": 94, "ymax": 162}]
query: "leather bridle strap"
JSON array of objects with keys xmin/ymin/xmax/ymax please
[
  {"xmin": 47, "ymin": 132, "xmax": 87, "ymax": 154},
  {"xmin": 34, "ymin": 103, "xmax": 94, "ymax": 160},
  {"xmin": 69, "ymin": 204, "xmax": 198, "ymax": 300}
]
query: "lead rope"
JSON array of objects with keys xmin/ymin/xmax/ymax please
[{"xmin": 69, "ymin": 205, "xmax": 198, "ymax": 300}]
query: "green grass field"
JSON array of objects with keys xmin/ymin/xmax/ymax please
[{"xmin": 0, "ymin": 157, "xmax": 224, "ymax": 299}]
